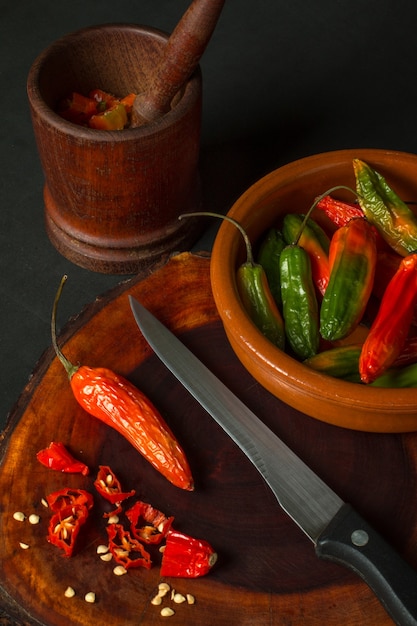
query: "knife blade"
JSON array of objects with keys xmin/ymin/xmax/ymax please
[{"xmin": 129, "ymin": 296, "xmax": 417, "ymax": 626}]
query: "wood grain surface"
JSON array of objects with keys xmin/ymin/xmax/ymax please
[{"xmin": 1, "ymin": 252, "xmax": 417, "ymax": 625}]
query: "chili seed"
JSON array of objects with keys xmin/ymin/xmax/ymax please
[
  {"xmin": 64, "ymin": 586, "xmax": 75, "ymax": 598},
  {"xmin": 28, "ymin": 514, "xmax": 40, "ymax": 525},
  {"xmin": 113, "ymin": 565, "xmax": 127, "ymax": 576},
  {"xmin": 41, "ymin": 498, "xmax": 49, "ymax": 508},
  {"xmin": 151, "ymin": 594, "xmax": 162, "ymax": 606},
  {"xmin": 100, "ymin": 553, "xmax": 113, "ymax": 562},
  {"xmin": 160, "ymin": 607, "xmax": 175, "ymax": 617},
  {"xmin": 84, "ymin": 592, "xmax": 96, "ymax": 603},
  {"xmin": 19, "ymin": 542, "xmax": 29, "ymax": 550},
  {"xmin": 158, "ymin": 582, "xmax": 170, "ymax": 597},
  {"xmin": 186, "ymin": 594, "xmax": 195, "ymax": 605},
  {"xmin": 96, "ymin": 544, "xmax": 109, "ymax": 554},
  {"xmin": 107, "ymin": 515, "xmax": 119, "ymax": 524},
  {"xmin": 173, "ymin": 593, "xmax": 186, "ymax": 604},
  {"xmin": 105, "ymin": 473, "xmax": 113, "ymax": 485},
  {"xmin": 13, "ymin": 512, "xmax": 26, "ymax": 522}
]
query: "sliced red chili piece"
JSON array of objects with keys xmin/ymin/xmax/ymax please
[
  {"xmin": 46, "ymin": 487, "xmax": 94, "ymax": 512},
  {"xmin": 125, "ymin": 500, "xmax": 174, "ymax": 545},
  {"xmin": 47, "ymin": 503, "xmax": 89, "ymax": 557},
  {"xmin": 36, "ymin": 441, "xmax": 89, "ymax": 476},
  {"xmin": 94, "ymin": 465, "xmax": 135, "ymax": 505},
  {"xmin": 106, "ymin": 523, "xmax": 152, "ymax": 570},
  {"xmin": 160, "ymin": 530, "xmax": 218, "ymax": 578}
]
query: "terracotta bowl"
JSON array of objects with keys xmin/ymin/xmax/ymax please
[{"xmin": 210, "ymin": 148, "xmax": 417, "ymax": 433}]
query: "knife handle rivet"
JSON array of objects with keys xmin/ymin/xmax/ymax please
[{"xmin": 351, "ymin": 529, "xmax": 369, "ymax": 547}]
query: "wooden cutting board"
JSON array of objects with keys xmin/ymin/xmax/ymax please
[{"xmin": 1, "ymin": 252, "xmax": 417, "ymax": 625}]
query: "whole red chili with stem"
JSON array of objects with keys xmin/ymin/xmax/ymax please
[{"xmin": 51, "ymin": 276, "xmax": 194, "ymax": 491}]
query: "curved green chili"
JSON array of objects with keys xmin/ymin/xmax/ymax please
[{"xmin": 179, "ymin": 211, "xmax": 285, "ymax": 350}]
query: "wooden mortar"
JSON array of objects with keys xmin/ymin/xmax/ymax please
[{"xmin": 27, "ymin": 23, "xmax": 203, "ymax": 274}]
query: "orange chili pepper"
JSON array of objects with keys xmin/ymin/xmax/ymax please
[
  {"xmin": 359, "ymin": 253, "xmax": 417, "ymax": 383},
  {"xmin": 51, "ymin": 276, "xmax": 194, "ymax": 491}
]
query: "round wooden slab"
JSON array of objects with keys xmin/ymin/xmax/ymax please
[{"xmin": 1, "ymin": 252, "xmax": 416, "ymax": 625}]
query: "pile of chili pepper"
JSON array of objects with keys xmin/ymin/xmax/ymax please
[
  {"xmin": 41, "ymin": 456, "xmax": 217, "ymax": 577},
  {"xmin": 209, "ymin": 160, "xmax": 417, "ymax": 387},
  {"xmin": 57, "ymin": 88, "xmax": 136, "ymax": 130}
]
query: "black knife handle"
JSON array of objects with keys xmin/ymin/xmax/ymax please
[{"xmin": 316, "ymin": 503, "xmax": 417, "ymax": 626}]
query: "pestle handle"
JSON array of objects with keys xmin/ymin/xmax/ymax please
[{"xmin": 132, "ymin": 0, "xmax": 225, "ymax": 127}]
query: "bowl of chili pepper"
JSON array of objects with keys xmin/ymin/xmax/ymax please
[{"xmin": 210, "ymin": 148, "xmax": 417, "ymax": 433}]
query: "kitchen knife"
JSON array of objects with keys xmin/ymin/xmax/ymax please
[{"xmin": 129, "ymin": 296, "xmax": 417, "ymax": 626}]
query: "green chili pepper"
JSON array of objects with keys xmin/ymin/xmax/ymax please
[
  {"xmin": 179, "ymin": 211, "xmax": 285, "ymax": 350},
  {"xmin": 237, "ymin": 263, "xmax": 285, "ymax": 350},
  {"xmin": 280, "ymin": 244, "xmax": 319, "ymax": 359},
  {"xmin": 304, "ymin": 345, "xmax": 362, "ymax": 381},
  {"xmin": 257, "ymin": 228, "xmax": 285, "ymax": 309},
  {"xmin": 353, "ymin": 159, "xmax": 417, "ymax": 256},
  {"xmin": 320, "ymin": 217, "xmax": 377, "ymax": 341},
  {"xmin": 282, "ymin": 214, "xmax": 330, "ymax": 296},
  {"xmin": 371, "ymin": 362, "xmax": 417, "ymax": 388}
]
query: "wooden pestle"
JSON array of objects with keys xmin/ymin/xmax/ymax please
[{"xmin": 131, "ymin": 0, "xmax": 225, "ymax": 127}]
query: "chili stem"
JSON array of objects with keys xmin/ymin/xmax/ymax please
[
  {"xmin": 179, "ymin": 212, "xmax": 255, "ymax": 265},
  {"xmin": 292, "ymin": 185, "xmax": 358, "ymax": 245},
  {"xmin": 51, "ymin": 275, "xmax": 79, "ymax": 379}
]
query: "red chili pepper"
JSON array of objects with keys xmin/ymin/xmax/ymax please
[
  {"xmin": 317, "ymin": 194, "xmax": 389, "ymax": 252},
  {"xmin": 36, "ymin": 441, "xmax": 89, "ymax": 476},
  {"xmin": 51, "ymin": 276, "xmax": 194, "ymax": 491},
  {"xmin": 107, "ymin": 523, "xmax": 152, "ymax": 570},
  {"xmin": 160, "ymin": 530, "xmax": 218, "ymax": 578},
  {"xmin": 94, "ymin": 465, "xmax": 135, "ymax": 505},
  {"xmin": 46, "ymin": 487, "xmax": 94, "ymax": 512},
  {"xmin": 359, "ymin": 253, "xmax": 417, "ymax": 383},
  {"xmin": 316, "ymin": 195, "xmax": 364, "ymax": 227},
  {"xmin": 125, "ymin": 500, "xmax": 174, "ymax": 544},
  {"xmin": 47, "ymin": 503, "xmax": 90, "ymax": 557}
]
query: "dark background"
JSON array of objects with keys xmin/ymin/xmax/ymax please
[{"xmin": 2, "ymin": 0, "xmax": 417, "ymax": 428}]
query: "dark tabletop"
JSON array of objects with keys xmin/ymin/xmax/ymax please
[{"xmin": 2, "ymin": 0, "xmax": 417, "ymax": 432}]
